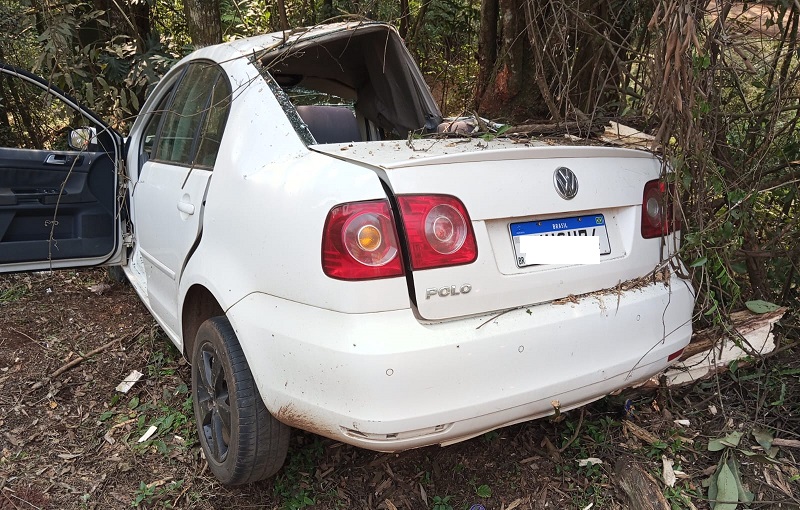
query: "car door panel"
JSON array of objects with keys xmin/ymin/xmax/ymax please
[
  {"xmin": 134, "ymin": 162, "xmax": 211, "ymax": 333},
  {"xmin": 0, "ymin": 147, "xmax": 117, "ymax": 264},
  {"xmin": 0, "ymin": 64, "xmax": 122, "ymax": 271}
]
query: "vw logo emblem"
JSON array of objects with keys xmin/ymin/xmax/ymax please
[{"xmin": 553, "ymin": 167, "xmax": 578, "ymax": 200}]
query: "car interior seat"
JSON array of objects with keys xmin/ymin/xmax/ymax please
[{"xmin": 295, "ymin": 105, "xmax": 362, "ymax": 144}]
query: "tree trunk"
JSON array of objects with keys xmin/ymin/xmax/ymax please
[
  {"xmin": 399, "ymin": 0, "xmax": 410, "ymax": 38},
  {"xmin": 475, "ymin": 0, "xmax": 639, "ymax": 123},
  {"xmin": 476, "ymin": 0, "xmax": 548, "ymax": 122},
  {"xmin": 320, "ymin": 0, "xmax": 334, "ymax": 21},
  {"xmin": 276, "ymin": 0, "xmax": 289, "ymax": 31},
  {"xmin": 407, "ymin": 0, "xmax": 431, "ymax": 50},
  {"xmin": 475, "ymin": 0, "xmax": 497, "ymax": 104},
  {"xmin": 184, "ymin": 0, "xmax": 222, "ymax": 47}
]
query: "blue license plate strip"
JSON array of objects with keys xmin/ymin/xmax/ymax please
[{"xmin": 510, "ymin": 214, "xmax": 611, "ymax": 267}]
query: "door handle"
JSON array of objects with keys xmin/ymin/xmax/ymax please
[
  {"xmin": 44, "ymin": 154, "xmax": 67, "ymax": 165},
  {"xmin": 177, "ymin": 201, "xmax": 195, "ymax": 215},
  {"xmin": 44, "ymin": 154, "xmax": 84, "ymax": 166}
]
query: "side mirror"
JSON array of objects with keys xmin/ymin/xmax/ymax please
[{"xmin": 68, "ymin": 127, "xmax": 96, "ymax": 151}]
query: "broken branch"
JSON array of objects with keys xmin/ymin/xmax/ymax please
[{"xmin": 29, "ymin": 326, "xmax": 145, "ymax": 392}]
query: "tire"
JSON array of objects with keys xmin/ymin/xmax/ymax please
[
  {"xmin": 106, "ymin": 265, "xmax": 127, "ymax": 284},
  {"xmin": 191, "ymin": 316, "xmax": 290, "ymax": 485}
]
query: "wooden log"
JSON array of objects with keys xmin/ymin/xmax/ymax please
[{"xmin": 614, "ymin": 456, "xmax": 670, "ymax": 510}]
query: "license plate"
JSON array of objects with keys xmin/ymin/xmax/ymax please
[{"xmin": 510, "ymin": 214, "xmax": 611, "ymax": 267}]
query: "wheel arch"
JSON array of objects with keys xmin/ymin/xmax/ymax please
[{"xmin": 182, "ymin": 284, "xmax": 225, "ymax": 359}]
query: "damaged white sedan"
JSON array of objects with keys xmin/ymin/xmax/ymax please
[{"xmin": 0, "ymin": 21, "xmax": 694, "ymax": 485}]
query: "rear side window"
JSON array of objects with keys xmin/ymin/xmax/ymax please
[
  {"xmin": 153, "ymin": 62, "xmax": 231, "ymax": 168},
  {"xmin": 194, "ymin": 75, "xmax": 231, "ymax": 168}
]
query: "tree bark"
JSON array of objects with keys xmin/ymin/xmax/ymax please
[
  {"xmin": 276, "ymin": 0, "xmax": 289, "ymax": 31},
  {"xmin": 408, "ymin": 0, "xmax": 431, "ymax": 50},
  {"xmin": 476, "ymin": 0, "xmax": 639, "ymax": 123},
  {"xmin": 475, "ymin": 0, "xmax": 497, "ymax": 104},
  {"xmin": 614, "ymin": 456, "xmax": 670, "ymax": 510},
  {"xmin": 184, "ymin": 0, "xmax": 222, "ymax": 47},
  {"xmin": 399, "ymin": 0, "xmax": 410, "ymax": 39}
]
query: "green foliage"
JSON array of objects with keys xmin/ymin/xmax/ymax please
[
  {"xmin": 131, "ymin": 479, "xmax": 184, "ymax": 507},
  {"xmin": 431, "ymin": 495, "xmax": 453, "ymax": 510},
  {"xmin": 410, "ymin": 0, "xmax": 479, "ymax": 114},
  {"xmin": 5, "ymin": 0, "xmax": 179, "ymax": 132},
  {"xmin": 0, "ymin": 283, "xmax": 27, "ymax": 303},
  {"xmin": 273, "ymin": 437, "xmax": 324, "ymax": 510},
  {"xmin": 474, "ymin": 483, "xmax": 491, "ymax": 498}
]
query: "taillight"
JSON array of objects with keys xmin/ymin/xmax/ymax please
[
  {"xmin": 322, "ymin": 200, "xmax": 404, "ymax": 280},
  {"xmin": 641, "ymin": 179, "xmax": 681, "ymax": 239},
  {"xmin": 397, "ymin": 195, "xmax": 478, "ymax": 270},
  {"xmin": 668, "ymin": 348, "xmax": 684, "ymax": 362}
]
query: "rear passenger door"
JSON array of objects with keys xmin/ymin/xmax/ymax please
[
  {"xmin": 130, "ymin": 60, "xmax": 230, "ymax": 336},
  {"xmin": 0, "ymin": 64, "xmax": 122, "ymax": 273}
]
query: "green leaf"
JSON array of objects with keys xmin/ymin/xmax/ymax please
[
  {"xmin": 745, "ymin": 300, "xmax": 781, "ymax": 314},
  {"xmin": 708, "ymin": 438, "xmax": 727, "ymax": 452},
  {"xmin": 495, "ymin": 124, "xmax": 511, "ymax": 135},
  {"xmin": 727, "ymin": 458, "xmax": 753, "ymax": 504},
  {"xmin": 475, "ymin": 484, "xmax": 492, "ymax": 498},
  {"xmin": 738, "ymin": 450, "xmax": 781, "ymax": 464},
  {"xmin": 714, "ymin": 463, "xmax": 739, "ymax": 510},
  {"xmin": 770, "ymin": 381, "xmax": 787, "ymax": 406},
  {"xmin": 128, "ymin": 396, "xmax": 140, "ymax": 409},
  {"xmin": 730, "ymin": 261, "xmax": 747, "ymax": 274},
  {"xmin": 690, "ymin": 256, "xmax": 708, "ymax": 268},
  {"xmin": 752, "ymin": 428, "xmax": 774, "ymax": 451},
  {"xmin": 709, "ymin": 431, "xmax": 743, "ymax": 451}
]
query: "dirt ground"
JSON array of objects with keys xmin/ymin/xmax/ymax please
[{"xmin": 1, "ymin": 269, "xmax": 798, "ymax": 509}]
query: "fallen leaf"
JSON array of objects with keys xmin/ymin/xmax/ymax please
[
  {"xmin": 506, "ymin": 499, "xmax": 523, "ymax": 510},
  {"xmin": 578, "ymin": 457, "xmax": 603, "ymax": 467},
  {"xmin": 138, "ymin": 425, "xmax": 157, "ymax": 443},
  {"xmin": 745, "ymin": 299, "xmax": 780, "ymax": 314},
  {"xmin": 752, "ymin": 428, "xmax": 774, "ymax": 451},
  {"xmin": 727, "ymin": 458, "xmax": 753, "ymax": 504},
  {"xmin": 709, "ymin": 431, "xmax": 743, "ymax": 451},
  {"xmin": 662, "ymin": 456, "xmax": 676, "ymax": 488},
  {"xmin": 87, "ymin": 283, "xmax": 112, "ymax": 295},
  {"xmin": 714, "ymin": 463, "xmax": 738, "ymax": 510},
  {"xmin": 384, "ymin": 500, "xmax": 398, "ymax": 510},
  {"xmin": 115, "ymin": 370, "xmax": 144, "ymax": 393}
]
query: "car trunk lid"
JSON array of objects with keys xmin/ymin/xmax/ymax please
[{"xmin": 311, "ymin": 140, "xmax": 668, "ymax": 321}]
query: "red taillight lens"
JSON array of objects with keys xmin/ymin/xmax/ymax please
[
  {"xmin": 668, "ymin": 348, "xmax": 684, "ymax": 362},
  {"xmin": 641, "ymin": 179, "xmax": 681, "ymax": 239},
  {"xmin": 397, "ymin": 195, "xmax": 478, "ymax": 270},
  {"xmin": 322, "ymin": 200, "xmax": 404, "ymax": 280}
]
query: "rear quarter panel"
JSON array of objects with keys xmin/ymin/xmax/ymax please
[{"xmin": 178, "ymin": 54, "xmax": 409, "ymax": 318}]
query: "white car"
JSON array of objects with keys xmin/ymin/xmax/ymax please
[{"xmin": 0, "ymin": 21, "xmax": 694, "ymax": 485}]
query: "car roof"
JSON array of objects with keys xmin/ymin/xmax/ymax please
[{"xmin": 225, "ymin": 20, "xmax": 395, "ymax": 58}]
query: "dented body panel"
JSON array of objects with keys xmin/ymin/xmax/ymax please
[{"xmin": 228, "ymin": 274, "xmax": 694, "ymax": 449}]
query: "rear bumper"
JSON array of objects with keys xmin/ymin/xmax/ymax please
[{"xmin": 227, "ymin": 275, "xmax": 694, "ymax": 451}]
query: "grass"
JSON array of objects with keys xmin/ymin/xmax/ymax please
[
  {"xmin": 273, "ymin": 436, "xmax": 326, "ymax": 510},
  {"xmin": 0, "ymin": 282, "xmax": 27, "ymax": 303}
]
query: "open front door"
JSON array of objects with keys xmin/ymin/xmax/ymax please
[{"xmin": 0, "ymin": 64, "xmax": 123, "ymax": 273}]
